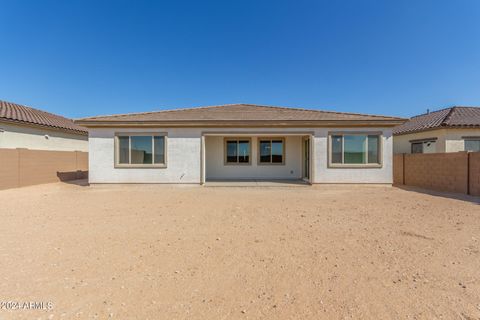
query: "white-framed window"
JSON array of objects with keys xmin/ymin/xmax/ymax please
[
  {"xmin": 329, "ymin": 132, "xmax": 382, "ymax": 167},
  {"xmin": 115, "ymin": 133, "xmax": 167, "ymax": 167},
  {"xmin": 224, "ymin": 138, "xmax": 251, "ymax": 165},
  {"xmin": 464, "ymin": 138, "xmax": 480, "ymax": 152},
  {"xmin": 258, "ymin": 138, "xmax": 285, "ymax": 165}
]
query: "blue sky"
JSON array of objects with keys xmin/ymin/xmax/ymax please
[{"xmin": 1, "ymin": 0, "xmax": 479, "ymax": 119}]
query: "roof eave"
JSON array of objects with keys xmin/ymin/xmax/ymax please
[
  {"xmin": 393, "ymin": 124, "xmax": 480, "ymax": 136},
  {"xmin": 75, "ymin": 119, "xmax": 406, "ymax": 128},
  {"xmin": 0, "ymin": 118, "xmax": 88, "ymax": 135}
]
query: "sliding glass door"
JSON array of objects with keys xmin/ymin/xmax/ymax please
[{"xmin": 303, "ymin": 137, "xmax": 310, "ymax": 180}]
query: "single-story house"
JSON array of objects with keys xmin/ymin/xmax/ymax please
[
  {"xmin": 0, "ymin": 100, "xmax": 88, "ymax": 151},
  {"xmin": 75, "ymin": 104, "xmax": 405, "ymax": 185},
  {"xmin": 393, "ymin": 106, "xmax": 480, "ymax": 154},
  {"xmin": 0, "ymin": 100, "xmax": 89, "ymax": 190}
]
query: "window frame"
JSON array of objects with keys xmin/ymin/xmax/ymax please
[
  {"xmin": 223, "ymin": 137, "xmax": 252, "ymax": 165},
  {"xmin": 328, "ymin": 132, "xmax": 383, "ymax": 168},
  {"xmin": 463, "ymin": 136, "xmax": 480, "ymax": 152},
  {"xmin": 114, "ymin": 132, "xmax": 168, "ymax": 168},
  {"xmin": 257, "ymin": 137, "xmax": 286, "ymax": 165},
  {"xmin": 409, "ymin": 138, "xmax": 437, "ymax": 154},
  {"xmin": 411, "ymin": 142, "xmax": 424, "ymax": 154}
]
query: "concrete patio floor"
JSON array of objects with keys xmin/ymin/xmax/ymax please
[{"xmin": 204, "ymin": 179, "xmax": 311, "ymax": 187}]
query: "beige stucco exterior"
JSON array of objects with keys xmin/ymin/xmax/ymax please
[
  {"xmin": 205, "ymin": 135, "xmax": 303, "ymax": 180},
  {"xmin": 393, "ymin": 128, "xmax": 480, "ymax": 153},
  {"xmin": 87, "ymin": 126, "xmax": 394, "ymax": 184},
  {"xmin": 0, "ymin": 122, "xmax": 88, "ymax": 152},
  {"xmin": 444, "ymin": 128, "xmax": 480, "ymax": 152}
]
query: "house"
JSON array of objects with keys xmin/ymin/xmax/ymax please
[
  {"xmin": 0, "ymin": 100, "xmax": 88, "ymax": 190},
  {"xmin": 0, "ymin": 100, "xmax": 88, "ymax": 151},
  {"xmin": 75, "ymin": 104, "xmax": 405, "ymax": 185},
  {"xmin": 393, "ymin": 106, "xmax": 480, "ymax": 154}
]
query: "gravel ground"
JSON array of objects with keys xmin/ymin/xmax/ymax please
[{"xmin": 0, "ymin": 181, "xmax": 479, "ymax": 320}]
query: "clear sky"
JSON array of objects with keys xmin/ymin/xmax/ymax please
[{"xmin": 1, "ymin": 0, "xmax": 479, "ymax": 119}]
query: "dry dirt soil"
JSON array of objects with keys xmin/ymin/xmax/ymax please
[{"xmin": 0, "ymin": 182, "xmax": 479, "ymax": 320}]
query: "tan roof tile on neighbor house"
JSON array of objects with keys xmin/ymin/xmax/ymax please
[
  {"xmin": 393, "ymin": 106, "xmax": 480, "ymax": 135},
  {"xmin": 76, "ymin": 104, "xmax": 405, "ymax": 126},
  {"xmin": 0, "ymin": 100, "xmax": 87, "ymax": 134}
]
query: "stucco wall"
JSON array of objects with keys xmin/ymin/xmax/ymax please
[
  {"xmin": 444, "ymin": 128, "xmax": 480, "ymax": 152},
  {"xmin": 0, "ymin": 122, "xmax": 88, "ymax": 152},
  {"xmin": 88, "ymin": 127, "xmax": 202, "ymax": 183},
  {"xmin": 393, "ymin": 129, "xmax": 446, "ymax": 154},
  {"xmin": 205, "ymin": 135, "xmax": 303, "ymax": 180},
  {"xmin": 393, "ymin": 128, "xmax": 480, "ymax": 154},
  {"xmin": 313, "ymin": 128, "xmax": 393, "ymax": 184},
  {"xmin": 88, "ymin": 127, "xmax": 394, "ymax": 184}
]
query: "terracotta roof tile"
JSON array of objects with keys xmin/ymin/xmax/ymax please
[
  {"xmin": 0, "ymin": 100, "xmax": 87, "ymax": 134},
  {"xmin": 77, "ymin": 104, "xmax": 404, "ymax": 124},
  {"xmin": 393, "ymin": 106, "xmax": 480, "ymax": 135}
]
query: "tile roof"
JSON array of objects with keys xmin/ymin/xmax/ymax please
[
  {"xmin": 76, "ymin": 104, "xmax": 405, "ymax": 125},
  {"xmin": 0, "ymin": 100, "xmax": 87, "ymax": 134},
  {"xmin": 393, "ymin": 106, "xmax": 480, "ymax": 135}
]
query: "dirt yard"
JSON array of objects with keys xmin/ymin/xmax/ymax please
[{"xmin": 0, "ymin": 182, "xmax": 479, "ymax": 320}]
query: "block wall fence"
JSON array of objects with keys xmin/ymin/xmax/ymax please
[
  {"xmin": 393, "ymin": 152, "xmax": 480, "ymax": 196},
  {"xmin": 0, "ymin": 148, "xmax": 88, "ymax": 190}
]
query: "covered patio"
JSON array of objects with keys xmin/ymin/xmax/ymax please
[{"xmin": 200, "ymin": 131, "xmax": 314, "ymax": 185}]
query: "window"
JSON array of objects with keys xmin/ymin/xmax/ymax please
[
  {"xmin": 410, "ymin": 140, "xmax": 436, "ymax": 154},
  {"xmin": 259, "ymin": 138, "xmax": 285, "ymax": 164},
  {"xmin": 411, "ymin": 142, "xmax": 423, "ymax": 154},
  {"xmin": 225, "ymin": 138, "xmax": 251, "ymax": 164},
  {"xmin": 329, "ymin": 133, "xmax": 381, "ymax": 166},
  {"xmin": 115, "ymin": 134, "xmax": 167, "ymax": 167},
  {"xmin": 465, "ymin": 139, "xmax": 480, "ymax": 152}
]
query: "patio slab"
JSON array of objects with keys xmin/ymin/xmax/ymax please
[{"xmin": 204, "ymin": 179, "xmax": 310, "ymax": 187}]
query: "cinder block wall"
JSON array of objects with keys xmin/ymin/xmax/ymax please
[
  {"xmin": 0, "ymin": 148, "xmax": 88, "ymax": 190},
  {"xmin": 0, "ymin": 149, "xmax": 20, "ymax": 189},
  {"xmin": 470, "ymin": 153, "xmax": 480, "ymax": 196},
  {"xmin": 393, "ymin": 154, "xmax": 404, "ymax": 185},
  {"xmin": 404, "ymin": 153, "xmax": 468, "ymax": 194},
  {"xmin": 393, "ymin": 152, "xmax": 480, "ymax": 196}
]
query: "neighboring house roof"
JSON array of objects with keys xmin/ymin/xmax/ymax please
[
  {"xmin": 76, "ymin": 103, "xmax": 405, "ymax": 127},
  {"xmin": 0, "ymin": 100, "xmax": 87, "ymax": 134},
  {"xmin": 393, "ymin": 106, "xmax": 480, "ymax": 135}
]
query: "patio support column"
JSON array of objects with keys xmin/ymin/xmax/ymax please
[
  {"xmin": 310, "ymin": 134, "xmax": 315, "ymax": 183},
  {"xmin": 200, "ymin": 135, "xmax": 206, "ymax": 185}
]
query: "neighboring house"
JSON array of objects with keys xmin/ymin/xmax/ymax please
[
  {"xmin": 393, "ymin": 106, "xmax": 480, "ymax": 154},
  {"xmin": 0, "ymin": 100, "xmax": 88, "ymax": 151},
  {"xmin": 0, "ymin": 100, "xmax": 89, "ymax": 190},
  {"xmin": 76, "ymin": 104, "xmax": 404, "ymax": 184}
]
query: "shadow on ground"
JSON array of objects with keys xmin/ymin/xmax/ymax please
[
  {"xmin": 394, "ymin": 185, "xmax": 480, "ymax": 205},
  {"xmin": 59, "ymin": 178, "xmax": 89, "ymax": 187}
]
